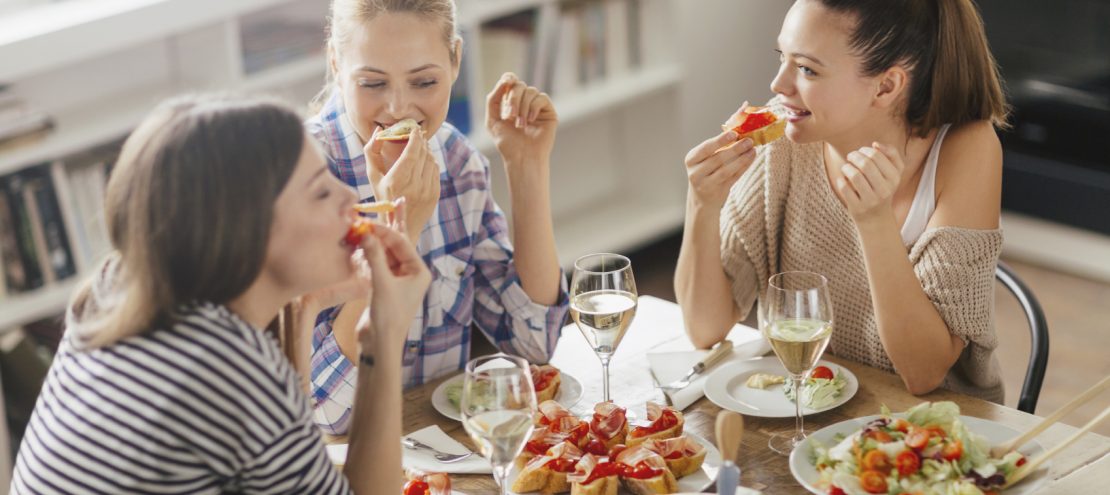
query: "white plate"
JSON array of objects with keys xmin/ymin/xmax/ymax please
[
  {"xmin": 703, "ymin": 357, "xmax": 858, "ymax": 418},
  {"xmin": 789, "ymin": 414, "xmax": 1049, "ymax": 495},
  {"xmin": 505, "ymin": 432, "xmax": 721, "ymax": 495},
  {"xmin": 432, "ymin": 372, "xmax": 583, "ymax": 421}
]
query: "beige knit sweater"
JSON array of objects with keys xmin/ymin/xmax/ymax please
[{"xmin": 719, "ymin": 138, "xmax": 1004, "ymax": 403}]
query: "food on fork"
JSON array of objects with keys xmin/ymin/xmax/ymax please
[
  {"xmin": 343, "ymin": 219, "xmax": 374, "ymax": 247},
  {"xmin": 403, "ymin": 469, "xmax": 451, "ymax": 495},
  {"xmin": 377, "ymin": 118, "xmax": 420, "ymax": 142},
  {"xmin": 614, "ymin": 445, "xmax": 679, "ymax": 495},
  {"xmin": 568, "ymin": 453, "xmax": 621, "ymax": 495},
  {"xmin": 640, "ymin": 436, "xmax": 707, "ymax": 479},
  {"xmin": 627, "ymin": 403, "xmax": 684, "ymax": 447},
  {"xmin": 810, "ymin": 402, "xmax": 1028, "ymax": 495},
  {"xmin": 589, "ymin": 402, "xmax": 630, "ymax": 450},
  {"xmin": 532, "ymin": 364, "xmax": 563, "ymax": 403},
  {"xmin": 745, "ymin": 373, "xmax": 786, "ymax": 389},
  {"xmin": 511, "ymin": 442, "xmax": 584, "ymax": 494},
  {"xmin": 722, "ymin": 99, "xmax": 787, "ymax": 146},
  {"xmin": 352, "ymin": 201, "xmax": 397, "ymax": 214}
]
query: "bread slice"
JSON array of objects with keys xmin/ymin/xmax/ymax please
[
  {"xmin": 739, "ymin": 118, "xmax": 785, "ymax": 146},
  {"xmin": 721, "ymin": 102, "xmax": 787, "ymax": 146},
  {"xmin": 626, "ymin": 409, "xmax": 684, "ymax": 448},
  {"xmin": 620, "ymin": 470, "xmax": 679, "ymax": 495},
  {"xmin": 663, "ymin": 447, "xmax": 707, "ymax": 478},
  {"xmin": 510, "ymin": 466, "xmax": 571, "ymax": 494},
  {"xmin": 570, "ymin": 475, "xmax": 618, "ymax": 495}
]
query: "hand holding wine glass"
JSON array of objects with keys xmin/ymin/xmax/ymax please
[{"xmin": 759, "ymin": 271, "xmax": 834, "ymax": 455}]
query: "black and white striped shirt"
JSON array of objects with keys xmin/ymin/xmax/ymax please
[{"xmin": 10, "ymin": 303, "xmax": 350, "ymax": 494}]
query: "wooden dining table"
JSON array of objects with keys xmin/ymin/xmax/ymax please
[{"xmin": 386, "ymin": 297, "xmax": 1109, "ymax": 494}]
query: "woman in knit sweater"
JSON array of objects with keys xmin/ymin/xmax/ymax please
[{"xmin": 676, "ymin": 0, "xmax": 1010, "ymax": 401}]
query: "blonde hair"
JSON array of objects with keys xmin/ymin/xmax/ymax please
[
  {"xmin": 69, "ymin": 94, "xmax": 305, "ymax": 348},
  {"xmin": 311, "ymin": 0, "xmax": 460, "ymax": 111}
]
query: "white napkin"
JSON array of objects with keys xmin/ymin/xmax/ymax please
[
  {"xmin": 647, "ymin": 325, "xmax": 771, "ymax": 411},
  {"xmin": 326, "ymin": 425, "xmax": 493, "ymax": 474}
]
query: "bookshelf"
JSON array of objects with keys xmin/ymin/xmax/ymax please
[{"xmin": 0, "ymin": 0, "xmax": 686, "ymax": 333}]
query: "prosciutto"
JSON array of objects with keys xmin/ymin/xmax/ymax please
[
  {"xmin": 590, "ymin": 402, "xmax": 627, "ymax": 440},
  {"xmin": 641, "ymin": 436, "xmax": 704, "ymax": 459}
]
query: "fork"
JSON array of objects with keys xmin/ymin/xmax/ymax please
[
  {"xmin": 401, "ymin": 437, "xmax": 475, "ymax": 463},
  {"xmin": 659, "ymin": 340, "xmax": 734, "ymax": 392}
]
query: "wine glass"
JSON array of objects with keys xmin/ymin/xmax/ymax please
[
  {"xmin": 460, "ymin": 354, "xmax": 537, "ymax": 495},
  {"xmin": 569, "ymin": 253, "xmax": 637, "ymax": 404},
  {"xmin": 759, "ymin": 271, "xmax": 834, "ymax": 455}
]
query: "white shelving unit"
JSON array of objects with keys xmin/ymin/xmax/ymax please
[{"xmin": 0, "ymin": 0, "xmax": 686, "ymax": 331}]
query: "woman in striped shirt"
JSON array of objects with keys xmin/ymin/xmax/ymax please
[{"xmin": 10, "ymin": 94, "xmax": 431, "ymax": 494}]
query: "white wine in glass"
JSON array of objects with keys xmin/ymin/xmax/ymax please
[
  {"xmin": 759, "ymin": 271, "xmax": 834, "ymax": 456},
  {"xmin": 570, "ymin": 253, "xmax": 637, "ymax": 403},
  {"xmin": 460, "ymin": 354, "xmax": 536, "ymax": 495}
]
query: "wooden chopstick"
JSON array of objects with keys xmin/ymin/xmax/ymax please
[
  {"xmin": 992, "ymin": 374, "xmax": 1110, "ymax": 457},
  {"xmin": 1004, "ymin": 403, "xmax": 1110, "ymax": 488}
]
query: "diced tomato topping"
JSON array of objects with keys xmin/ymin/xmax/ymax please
[
  {"xmin": 859, "ymin": 469, "xmax": 888, "ymax": 494},
  {"xmin": 905, "ymin": 429, "xmax": 930, "ymax": 450},
  {"xmin": 895, "ymin": 450, "xmax": 921, "ymax": 476},
  {"xmin": 862, "ymin": 450, "xmax": 891, "ymax": 472},
  {"xmin": 891, "ymin": 419, "xmax": 911, "ymax": 433},
  {"xmin": 403, "ymin": 480, "xmax": 429, "ymax": 495},
  {"xmin": 524, "ymin": 439, "xmax": 550, "ymax": 456},
  {"xmin": 584, "ymin": 438, "xmax": 609, "ymax": 456},
  {"xmin": 344, "ymin": 220, "xmax": 373, "ymax": 247},
  {"xmin": 1016, "ymin": 456, "xmax": 1027, "ymax": 467},
  {"xmin": 545, "ymin": 458, "xmax": 577, "ymax": 473},
  {"xmin": 629, "ymin": 409, "xmax": 679, "ymax": 438},
  {"xmin": 828, "ymin": 487, "xmax": 847, "ymax": 495},
  {"xmin": 621, "ymin": 462, "xmax": 663, "ymax": 480},
  {"xmin": 533, "ymin": 368, "xmax": 559, "ymax": 392},
  {"xmin": 735, "ymin": 111, "xmax": 776, "ymax": 134},
  {"xmin": 583, "ymin": 462, "xmax": 622, "ymax": 484},
  {"xmin": 941, "ymin": 440, "xmax": 963, "ymax": 461},
  {"xmin": 811, "ymin": 366, "xmax": 834, "ymax": 380},
  {"xmin": 564, "ymin": 423, "xmax": 590, "ymax": 446},
  {"xmin": 664, "ymin": 450, "xmax": 684, "ymax": 460}
]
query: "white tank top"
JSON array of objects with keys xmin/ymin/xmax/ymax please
[{"xmin": 900, "ymin": 124, "xmax": 951, "ymax": 246}]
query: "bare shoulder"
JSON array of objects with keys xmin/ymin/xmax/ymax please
[{"xmin": 930, "ymin": 120, "xmax": 1002, "ymax": 230}]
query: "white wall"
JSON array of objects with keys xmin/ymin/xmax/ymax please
[{"xmin": 676, "ymin": 0, "xmax": 792, "ymax": 151}]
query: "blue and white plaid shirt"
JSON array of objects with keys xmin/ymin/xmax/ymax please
[{"xmin": 306, "ymin": 93, "xmax": 570, "ymax": 434}]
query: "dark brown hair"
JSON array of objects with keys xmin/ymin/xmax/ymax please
[
  {"xmin": 71, "ymin": 94, "xmax": 305, "ymax": 347},
  {"xmin": 816, "ymin": 0, "xmax": 1009, "ymax": 136}
]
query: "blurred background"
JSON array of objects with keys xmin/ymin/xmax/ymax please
[{"xmin": 0, "ymin": 0, "xmax": 1107, "ymax": 487}]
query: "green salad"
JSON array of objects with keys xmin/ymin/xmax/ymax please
[
  {"xmin": 785, "ymin": 365, "xmax": 848, "ymax": 409},
  {"xmin": 809, "ymin": 401, "xmax": 1027, "ymax": 495}
]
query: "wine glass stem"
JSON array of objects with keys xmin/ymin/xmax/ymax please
[
  {"xmin": 494, "ymin": 464, "xmax": 510, "ymax": 495},
  {"xmin": 792, "ymin": 374, "xmax": 804, "ymax": 441},
  {"xmin": 600, "ymin": 356, "xmax": 612, "ymax": 402}
]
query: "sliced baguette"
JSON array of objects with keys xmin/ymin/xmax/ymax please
[{"xmin": 620, "ymin": 470, "xmax": 679, "ymax": 495}]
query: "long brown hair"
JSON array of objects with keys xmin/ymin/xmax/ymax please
[
  {"xmin": 310, "ymin": 0, "xmax": 460, "ymax": 112},
  {"xmin": 815, "ymin": 0, "xmax": 1010, "ymax": 135},
  {"xmin": 70, "ymin": 94, "xmax": 305, "ymax": 348}
]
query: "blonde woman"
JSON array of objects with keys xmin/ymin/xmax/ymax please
[
  {"xmin": 307, "ymin": 0, "xmax": 568, "ymax": 434},
  {"xmin": 10, "ymin": 94, "xmax": 430, "ymax": 494},
  {"xmin": 677, "ymin": 0, "xmax": 1009, "ymax": 401}
]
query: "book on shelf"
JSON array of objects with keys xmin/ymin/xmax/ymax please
[
  {"xmin": 548, "ymin": 0, "xmax": 642, "ymax": 97},
  {"xmin": 1, "ymin": 174, "xmax": 45, "ymax": 292},
  {"xmin": 24, "ymin": 166, "xmax": 78, "ymax": 284}
]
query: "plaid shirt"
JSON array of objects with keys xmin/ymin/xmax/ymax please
[{"xmin": 306, "ymin": 94, "xmax": 570, "ymax": 434}]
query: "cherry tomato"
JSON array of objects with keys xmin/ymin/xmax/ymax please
[
  {"xmin": 811, "ymin": 366, "xmax": 835, "ymax": 380},
  {"xmin": 584, "ymin": 438, "xmax": 609, "ymax": 456},
  {"xmin": 905, "ymin": 429, "xmax": 930, "ymax": 450},
  {"xmin": 862, "ymin": 450, "xmax": 891, "ymax": 472},
  {"xmin": 895, "ymin": 450, "xmax": 921, "ymax": 476},
  {"xmin": 1016, "ymin": 456, "xmax": 1027, "ymax": 467},
  {"xmin": 925, "ymin": 425, "xmax": 947, "ymax": 439},
  {"xmin": 865, "ymin": 430, "xmax": 893, "ymax": 443},
  {"xmin": 623, "ymin": 463, "xmax": 663, "ymax": 479},
  {"xmin": 859, "ymin": 469, "xmax": 888, "ymax": 494},
  {"xmin": 941, "ymin": 440, "xmax": 963, "ymax": 461},
  {"xmin": 403, "ymin": 480, "xmax": 429, "ymax": 495}
]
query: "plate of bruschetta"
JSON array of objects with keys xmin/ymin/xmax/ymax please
[
  {"xmin": 433, "ymin": 364, "xmax": 583, "ymax": 422},
  {"xmin": 507, "ymin": 401, "xmax": 720, "ymax": 494}
]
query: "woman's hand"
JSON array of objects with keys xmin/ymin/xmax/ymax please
[
  {"xmin": 486, "ymin": 72, "xmax": 558, "ymax": 170},
  {"xmin": 834, "ymin": 142, "xmax": 904, "ymax": 223},
  {"xmin": 366, "ymin": 127, "xmax": 440, "ymax": 243},
  {"xmin": 684, "ymin": 126, "xmax": 756, "ymax": 210},
  {"xmin": 356, "ymin": 224, "xmax": 432, "ymax": 350}
]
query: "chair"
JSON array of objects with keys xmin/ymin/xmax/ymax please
[{"xmin": 995, "ymin": 261, "xmax": 1050, "ymax": 414}]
